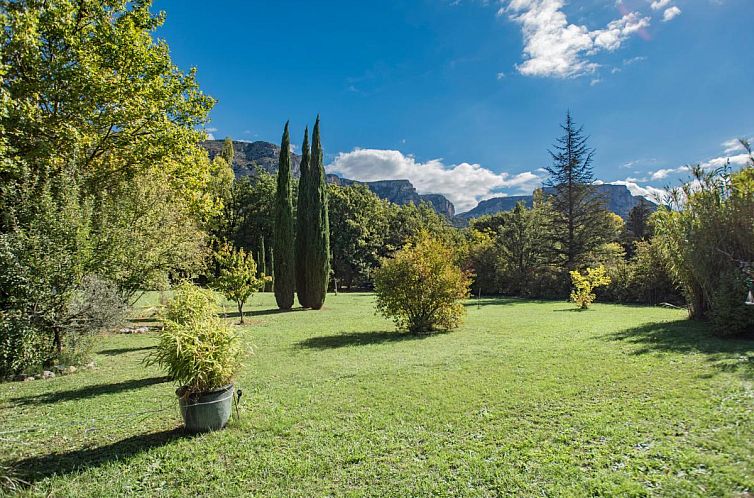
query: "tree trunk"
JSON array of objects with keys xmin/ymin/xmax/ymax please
[{"xmin": 237, "ymin": 301, "xmax": 244, "ymax": 324}]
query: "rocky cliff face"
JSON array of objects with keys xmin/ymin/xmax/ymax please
[
  {"xmin": 202, "ymin": 140, "xmax": 456, "ymax": 218},
  {"xmin": 456, "ymin": 184, "xmax": 656, "ymax": 223},
  {"xmin": 326, "ymin": 175, "xmax": 455, "ymax": 218},
  {"xmin": 203, "ymin": 140, "xmax": 649, "ymax": 222},
  {"xmin": 202, "ymin": 140, "xmax": 302, "ymax": 178}
]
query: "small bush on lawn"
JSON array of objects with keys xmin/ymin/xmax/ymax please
[
  {"xmin": 147, "ymin": 283, "xmax": 242, "ymax": 394},
  {"xmin": 162, "ymin": 281, "xmax": 218, "ymax": 325},
  {"xmin": 570, "ymin": 265, "xmax": 611, "ymax": 309},
  {"xmin": 373, "ymin": 232, "xmax": 471, "ymax": 334}
]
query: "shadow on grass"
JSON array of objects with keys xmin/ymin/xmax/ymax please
[
  {"xmin": 97, "ymin": 346, "xmax": 155, "ymax": 356},
  {"xmin": 10, "ymin": 376, "xmax": 170, "ymax": 406},
  {"xmin": 219, "ymin": 308, "xmax": 307, "ymax": 319},
  {"xmin": 127, "ymin": 317, "xmax": 160, "ymax": 324},
  {"xmin": 297, "ymin": 330, "xmax": 441, "ymax": 349},
  {"xmin": 9, "ymin": 428, "xmax": 188, "ymax": 485},
  {"xmin": 605, "ymin": 319, "xmax": 754, "ymax": 379},
  {"xmin": 463, "ymin": 297, "xmax": 518, "ymax": 308}
]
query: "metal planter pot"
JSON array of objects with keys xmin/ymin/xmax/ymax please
[{"xmin": 177, "ymin": 384, "xmax": 234, "ymax": 433}]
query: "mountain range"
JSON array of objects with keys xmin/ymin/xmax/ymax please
[{"xmin": 202, "ymin": 139, "xmax": 656, "ymax": 222}]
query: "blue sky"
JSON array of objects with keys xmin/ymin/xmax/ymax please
[{"xmin": 155, "ymin": 0, "xmax": 754, "ymax": 212}]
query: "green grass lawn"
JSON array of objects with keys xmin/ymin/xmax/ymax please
[{"xmin": 1, "ymin": 293, "xmax": 752, "ymax": 497}]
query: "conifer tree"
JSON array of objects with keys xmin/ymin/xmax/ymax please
[
  {"xmin": 545, "ymin": 112, "xmax": 610, "ymax": 271},
  {"xmin": 273, "ymin": 122, "xmax": 295, "ymax": 309},
  {"xmin": 303, "ymin": 116, "xmax": 331, "ymax": 309},
  {"xmin": 258, "ymin": 236, "xmax": 267, "ymax": 277},
  {"xmin": 221, "ymin": 136, "xmax": 235, "ymax": 168},
  {"xmin": 295, "ymin": 127, "xmax": 312, "ymax": 307}
]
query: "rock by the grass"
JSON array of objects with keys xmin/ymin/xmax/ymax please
[
  {"xmin": 42, "ymin": 370, "xmax": 55, "ymax": 379},
  {"xmin": 53, "ymin": 365, "xmax": 66, "ymax": 374},
  {"xmin": 119, "ymin": 326, "xmax": 150, "ymax": 334},
  {"xmin": 23, "ymin": 376, "xmax": 35, "ymax": 381},
  {"xmin": 66, "ymin": 366, "xmax": 77, "ymax": 374},
  {"xmin": 84, "ymin": 361, "xmax": 96, "ymax": 369}
]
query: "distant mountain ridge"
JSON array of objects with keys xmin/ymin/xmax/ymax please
[
  {"xmin": 201, "ymin": 140, "xmax": 654, "ymax": 222},
  {"xmin": 202, "ymin": 139, "xmax": 455, "ymax": 217},
  {"xmin": 202, "ymin": 139, "xmax": 302, "ymax": 178},
  {"xmin": 456, "ymin": 184, "xmax": 657, "ymax": 222},
  {"xmin": 326, "ymin": 175, "xmax": 455, "ymax": 218}
]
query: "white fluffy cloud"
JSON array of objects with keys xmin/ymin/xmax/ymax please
[
  {"xmin": 722, "ymin": 138, "xmax": 749, "ymax": 154},
  {"xmin": 701, "ymin": 152, "xmax": 753, "ymax": 169},
  {"xmin": 327, "ymin": 148, "xmax": 542, "ymax": 212},
  {"xmin": 649, "ymin": 0, "xmax": 671, "ymax": 11},
  {"xmin": 609, "ymin": 180, "xmax": 668, "ymax": 203},
  {"xmin": 501, "ymin": 0, "xmax": 650, "ymax": 78},
  {"xmin": 662, "ymin": 6, "xmax": 681, "ymax": 22}
]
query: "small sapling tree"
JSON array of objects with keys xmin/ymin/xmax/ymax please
[
  {"xmin": 569, "ymin": 265, "xmax": 611, "ymax": 309},
  {"xmin": 212, "ymin": 243, "xmax": 265, "ymax": 324}
]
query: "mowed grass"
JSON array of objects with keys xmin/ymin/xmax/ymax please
[{"xmin": 1, "ymin": 293, "xmax": 753, "ymax": 497}]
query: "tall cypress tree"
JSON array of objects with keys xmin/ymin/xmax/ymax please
[
  {"xmin": 258, "ymin": 236, "xmax": 266, "ymax": 277},
  {"xmin": 304, "ymin": 115, "xmax": 331, "ymax": 309},
  {"xmin": 221, "ymin": 136, "xmax": 235, "ymax": 167},
  {"xmin": 273, "ymin": 122, "xmax": 295, "ymax": 309},
  {"xmin": 295, "ymin": 127, "xmax": 311, "ymax": 307},
  {"xmin": 545, "ymin": 111, "xmax": 609, "ymax": 272}
]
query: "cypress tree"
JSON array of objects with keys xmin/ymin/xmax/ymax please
[
  {"xmin": 268, "ymin": 248, "xmax": 274, "ymax": 293},
  {"xmin": 258, "ymin": 236, "xmax": 267, "ymax": 277},
  {"xmin": 304, "ymin": 115, "xmax": 330, "ymax": 309},
  {"xmin": 545, "ymin": 111, "xmax": 610, "ymax": 272},
  {"xmin": 273, "ymin": 122, "xmax": 295, "ymax": 309},
  {"xmin": 221, "ymin": 136, "xmax": 235, "ymax": 167},
  {"xmin": 295, "ymin": 127, "xmax": 311, "ymax": 307}
]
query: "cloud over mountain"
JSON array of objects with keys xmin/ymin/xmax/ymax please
[{"xmin": 327, "ymin": 148, "xmax": 541, "ymax": 212}]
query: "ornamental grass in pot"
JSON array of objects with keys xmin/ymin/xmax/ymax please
[{"xmin": 146, "ymin": 283, "xmax": 243, "ymax": 433}]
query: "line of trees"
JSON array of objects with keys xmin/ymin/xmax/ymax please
[{"xmin": 271, "ymin": 117, "xmax": 331, "ymax": 311}]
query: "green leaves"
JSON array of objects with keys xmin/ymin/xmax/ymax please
[
  {"xmin": 211, "ymin": 243, "xmax": 264, "ymax": 323},
  {"xmin": 569, "ymin": 265, "xmax": 611, "ymax": 309},
  {"xmin": 148, "ymin": 283, "xmax": 242, "ymax": 394},
  {"xmin": 374, "ymin": 232, "xmax": 471, "ymax": 334},
  {"xmin": 273, "ymin": 122, "xmax": 295, "ymax": 310}
]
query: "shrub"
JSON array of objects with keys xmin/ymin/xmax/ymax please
[
  {"xmin": 147, "ymin": 283, "xmax": 242, "ymax": 394},
  {"xmin": 373, "ymin": 232, "xmax": 471, "ymax": 334},
  {"xmin": 0, "ymin": 311, "xmax": 50, "ymax": 377},
  {"xmin": 570, "ymin": 265, "xmax": 611, "ymax": 309},
  {"xmin": 162, "ymin": 282, "xmax": 218, "ymax": 325}
]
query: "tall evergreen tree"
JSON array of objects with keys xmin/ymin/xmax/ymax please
[
  {"xmin": 295, "ymin": 127, "xmax": 312, "ymax": 307},
  {"xmin": 258, "ymin": 236, "xmax": 266, "ymax": 277},
  {"xmin": 273, "ymin": 122, "xmax": 295, "ymax": 309},
  {"xmin": 303, "ymin": 116, "xmax": 331, "ymax": 309},
  {"xmin": 221, "ymin": 136, "xmax": 235, "ymax": 168},
  {"xmin": 545, "ymin": 112, "xmax": 610, "ymax": 271}
]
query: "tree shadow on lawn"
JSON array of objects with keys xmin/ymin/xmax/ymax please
[
  {"xmin": 97, "ymin": 345, "xmax": 155, "ymax": 356},
  {"xmin": 297, "ymin": 330, "xmax": 443, "ymax": 349},
  {"xmin": 463, "ymin": 297, "xmax": 520, "ymax": 308},
  {"xmin": 605, "ymin": 320, "xmax": 754, "ymax": 379},
  {"xmin": 9, "ymin": 428, "xmax": 189, "ymax": 486},
  {"xmin": 219, "ymin": 307, "xmax": 308, "ymax": 319},
  {"xmin": 10, "ymin": 376, "xmax": 170, "ymax": 406}
]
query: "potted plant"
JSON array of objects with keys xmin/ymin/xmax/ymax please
[{"xmin": 146, "ymin": 283, "xmax": 243, "ymax": 433}]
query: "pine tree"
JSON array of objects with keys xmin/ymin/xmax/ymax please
[
  {"xmin": 295, "ymin": 127, "xmax": 311, "ymax": 307},
  {"xmin": 273, "ymin": 122, "xmax": 295, "ymax": 309},
  {"xmin": 303, "ymin": 115, "xmax": 331, "ymax": 309},
  {"xmin": 545, "ymin": 112, "xmax": 610, "ymax": 271},
  {"xmin": 221, "ymin": 136, "xmax": 235, "ymax": 168}
]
